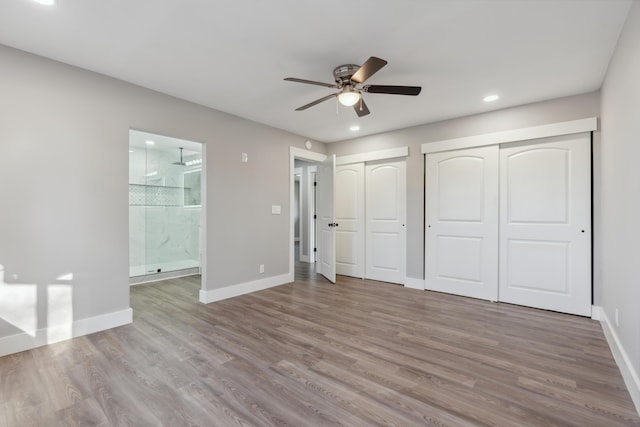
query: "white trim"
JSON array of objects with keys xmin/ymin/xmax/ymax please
[
  {"xmin": 404, "ymin": 277, "xmax": 425, "ymax": 290},
  {"xmin": 199, "ymin": 273, "xmax": 290, "ymax": 304},
  {"xmin": 0, "ymin": 308, "xmax": 133, "ymax": 357},
  {"xmin": 600, "ymin": 309, "xmax": 640, "ymax": 415},
  {"xmin": 591, "ymin": 305, "xmax": 602, "ymax": 321},
  {"xmin": 336, "ymin": 146, "xmax": 409, "ymax": 165},
  {"xmin": 421, "ymin": 117, "xmax": 597, "ymax": 154},
  {"xmin": 300, "ymin": 254, "xmax": 310, "ymax": 263},
  {"xmin": 290, "ymin": 146, "xmax": 327, "ymax": 162},
  {"xmin": 200, "ymin": 141, "xmax": 208, "ymax": 299}
]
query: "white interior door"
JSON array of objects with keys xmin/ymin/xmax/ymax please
[
  {"xmin": 365, "ymin": 160, "xmax": 406, "ymax": 284},
  {"xmin": 335, "ymin": 163, "xmax": 365, "ymax": 278},
  {"xmin": 425, "ymin": 146, "xmax": 499, "ymax": 301},
  {"xmin": 316, "ymin": 155, "xmax": 336, "ymax": 283},
  {"xmin": 499, "ymin": 134, "xmax": 591, "ymax": 316}
]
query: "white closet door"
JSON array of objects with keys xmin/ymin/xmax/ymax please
[
  {"xmin": 316, "ymin": 155, "xmax": 336, "ymax": 283},
  {"xmin": 365, "ymin": 160, "xmax": 406, "ymax": 284},
  {"xmin": 499, "ymin": 134, "xmax": 591, "ymax": 316},
  {"xmin": 425, "ymin": 146, "xmax": 499, "ymax": 301},
  {"xmin": 335, "ymin": 163, "xmax": 365, "ymax": 278}
]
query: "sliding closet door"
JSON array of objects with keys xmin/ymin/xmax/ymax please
[
  {"xmin": 425, "ymin": 146, "xmax": 499, "ymax": 301},
  {"xmin": 365, "ymin": 159, "xmax": 406, "ymax": 284},
  {"xmin": 499, "ymin": 133, "xmax": 591, "ymax": 316},
  {"xmin": 335, "ymin": 163, "xmax": 365, "ymax": 278}
]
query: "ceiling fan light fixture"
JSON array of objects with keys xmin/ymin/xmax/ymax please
[{"xmin": 338, "ymin": 89, "xmax": 361, "ymax": 107}]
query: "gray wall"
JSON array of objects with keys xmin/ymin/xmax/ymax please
[
  {"xmin": 600, "ymin": 0, "xmax": 640, "ymax": 404},
  {"xmin": 0, "ymin": 44, "xmax": 323, "ymax": 339},
  {"xmin": 327, "ymin": 92, "xmax": 600, "ymax": 281}
]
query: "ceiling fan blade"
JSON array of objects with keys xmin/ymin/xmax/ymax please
[
  {"xmin": 353, "ymin": 99, "xmax": 370, "ymax": 117},
  {"xmin": 351, "ymin": 57, "xmax": 388, "ymax": 84},
  {"xmin": 295, "ymin": 93, "xmax": 337, "ymax": 111},
  {"xmin": 284, "ymin": 77, "xmax": 339, "ymax": 89},
  {"xmin": 364, "ymin": 85, "xmax": 422, "ymax": 96}
]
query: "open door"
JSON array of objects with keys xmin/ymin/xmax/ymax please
[{"xmin": 316, "ymin": 154, "xmax": 336, "ymax": 283}]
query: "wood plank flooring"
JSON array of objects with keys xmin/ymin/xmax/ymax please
[{"xmin": 1, "ymin": 264, "xmax": 639, "ymax": 426}]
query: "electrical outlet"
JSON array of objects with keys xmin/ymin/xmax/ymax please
[
  {"xmin": 615, "ymin": 308, "xmax": 619, "ymax": 327},
  {"xmin": 259, "ymin": 264, "xmax": 264, "ymax": 274}
]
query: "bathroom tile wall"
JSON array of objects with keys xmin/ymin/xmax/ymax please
[{"xmin": 129, "ymin": 147, "xmax": 201, "ymax": 276}]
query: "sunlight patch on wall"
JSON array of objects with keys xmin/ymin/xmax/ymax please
[
  {"xmin": 47, "ymin": 284, "xmax": 73, "ymax": 343},
  {"xmin": 0, "ymin": 264, "xmax": 74, "ymax": 343}
]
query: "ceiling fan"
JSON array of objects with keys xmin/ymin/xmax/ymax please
[{"xmin": 284, "ymin": 56, "xmax": 421, "ymax": 117}]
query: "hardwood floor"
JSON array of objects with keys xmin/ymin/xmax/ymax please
[{"xmin": 1, "ymin": 264, "xmax": 639, "ymax": 426}]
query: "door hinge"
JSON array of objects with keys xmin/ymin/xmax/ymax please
[
  {"xmin": 313, "ymin": 182, "xmax": 317, "ymax": 187},
  {"xmin": 313, "ymin": 214, "xmax": 317, "ymax": 219},
  {"xmin": 313, "ymin": 248, "xmax": 317, "ymax": 252}
]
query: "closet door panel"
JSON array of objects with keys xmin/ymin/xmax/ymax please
[
  {"xmin": 335, "ymin": 163, "xmax": 365, "ymax": 278},
  {"xmin": 425, "ymin": 146, "xmax": 499, "ymax": 301},
  {"xmin": 499, "ymin": 134, "xmax": 591, "ymax": 316},
  {"xmin": 366, "ymin": 160, "xmax": 406, "ymax": 284}
]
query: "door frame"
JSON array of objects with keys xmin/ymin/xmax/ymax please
[
  {"xmin": 128, "ymin": 128, "xmax": 207, "ymax": 302},
  {"xmin": 289, "ymin": 147, "xmax": 327, "ymax": 282}
]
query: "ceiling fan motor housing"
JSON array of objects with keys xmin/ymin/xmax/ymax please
[{"xmin": 333, "ymin": 64, "xmax": 360, "ymax": 85}]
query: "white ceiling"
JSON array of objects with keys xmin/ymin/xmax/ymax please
[{"xmin": 0, "ymin": 0, "xmax": 631, "ymax": 143}]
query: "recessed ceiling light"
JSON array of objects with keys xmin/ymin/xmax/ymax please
[
  {"xmin": 145, "ymin": 140, "xmax": 155, "ymax": 145},
  {"xmin": 349, "ymin": 125, "xmax": 360, "ymax": 131},
  {"xmin": 483, "ymin": 94, "xmax": 499, "ymax": 103},
  {"xmin": 33, "ymin": 0, "xmax": 55, "ymax": 5}
]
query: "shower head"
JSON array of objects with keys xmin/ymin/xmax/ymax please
[{"xmin": 173, "ymin": 147, "xmax": 186, "ymax": 166}]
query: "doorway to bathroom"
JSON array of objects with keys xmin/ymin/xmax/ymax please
[{"xmin": 128, "ymin": 129, "xmax": 203, "ymax": 285}]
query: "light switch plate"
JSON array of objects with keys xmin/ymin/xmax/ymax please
[{"xmin": 271, "ymin": 205, "xmax": 281, "ymax": 215}]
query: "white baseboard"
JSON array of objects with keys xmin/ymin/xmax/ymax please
[
  {"xmin": 0, "ymin": 308, "xmax": 132, "ymax": 357},
  {"xmin": 591, "ymin": 305, "xmax": 602, "ymax": 321},
  {"xmin": 404, "ymin": 277, "xmax": 425, "ymax": 290},
  {"xmin": 600, "ymin": 309, "xmax": 640, "ymax": 415},
  {"xmin": 199, "ymin": 273, "xmax": 291, "ymax": 304},
  {"xmin": 300, "ymin": 254, "xmax": 310, "ymax": 263}
]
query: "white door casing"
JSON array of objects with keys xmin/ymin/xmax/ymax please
[
  {"xmin": 335, "ymin": 163, "xmax": 365, "ymax": 278},
  {"xmin": 425, "ymin": 146, "xmax": 499, "ymax": 301},
  {"xmin": 499, "ymin": 133, "xmax": 591, "ymax": 316},
  {"xmin": 365, "ymin": 160, "xmax": 406, "ymax": 284},
  {"xmin": 316, "ymin": 154, "xmax": 336, "ymax": 283}
]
